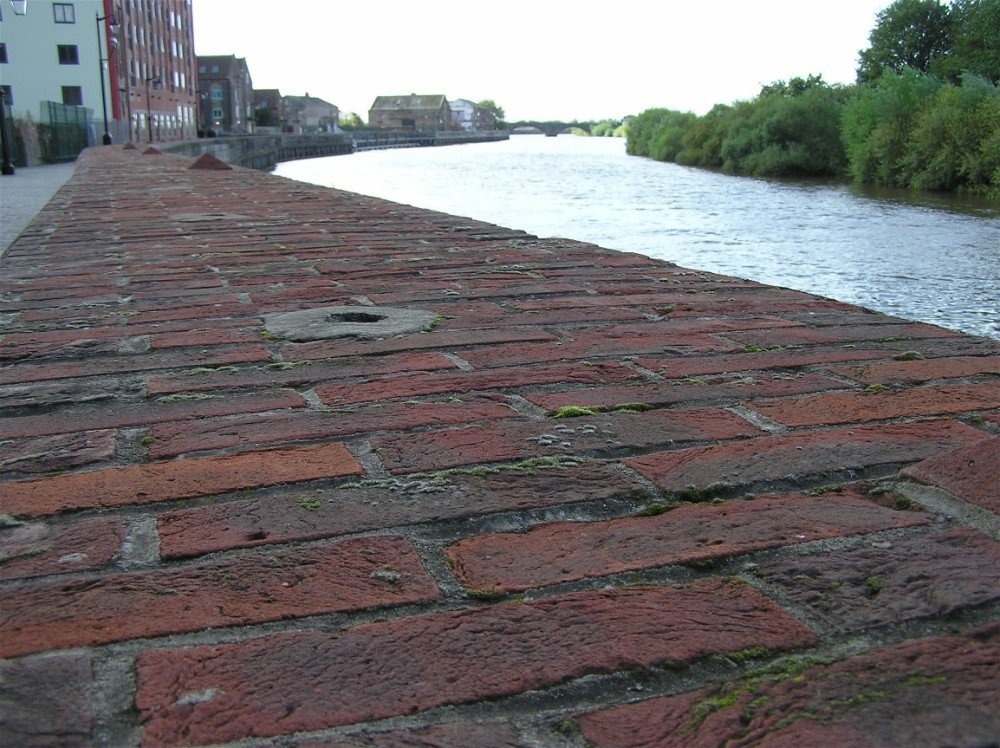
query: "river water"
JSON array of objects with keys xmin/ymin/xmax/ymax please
[{"xmin": 275, "ymin": 136, "xmax": 1000, "ymax": 340}]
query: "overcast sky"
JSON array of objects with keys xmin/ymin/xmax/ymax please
[{"xmin": 191, "ymin": 0, "xmax": 891, "ymax": 121}]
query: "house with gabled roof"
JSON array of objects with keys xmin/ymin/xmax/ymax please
[{"xmin": 368, "ymin": 94, "xmax": 452, "ymax": 131}]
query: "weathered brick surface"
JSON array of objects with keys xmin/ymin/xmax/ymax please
[
  {"xmin": 0, "ymin": 653, "xmax": 93, "ymax": 747},
  {"xmin": 158, "ymin": 461, "xmax": 648, "ymax": 559},
  {"xmin": 750, "ymin": 381, "xmax": 1000, "ymax": 427},
  {"xmin": 374, "ymin": 408, "xmax": 757, "ymax": 474},
  {"xmin": 756, "ymin": 527, "xmax": 1000, "ymax": 633},
  {"xmin": 148, "ymin": 397, "xmax": 518, "ymax": 458},
  {"xmin": 2, "ymin": 147, "xmax": 996, "ymax": 747},
  {"xmin": 578, "ymin": 627, "xmax": 1000, "ymax": 747},
  {"xmin": 0, "ymin": 516, "xmax": 125, "ymax": 580},
  {"xmin": 525, "ymin": 372, "xmax": 850, "ymax": 412},
  {"xmin": 0, "ymin": 429, "xmax": 116, "ymax": 477},
  {"xmin": 2, "ymin": 536, "xmax": 438, "ymax": 657},
  {"xmin": 900, "ymin": 435, "xmax": 1000, "ymax": 513},
  {"xmin": 315, "ymin": 361, "xmax": 638, "ymax": 406},
  {"xmin": 135, "ymin": 581, "xmax": 815, "ymax": 745},
  {"xmin": 1, "ymin": 442, "xmax": 361, "ymax": 517},
  {"xmin": 446, "ymin": 489, "xmax": 930, "ymax": 593},
  {"xmin": 626, "ymin": 420, "xmax": 984, "ymax": 492}
]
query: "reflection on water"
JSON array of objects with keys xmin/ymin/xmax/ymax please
[{"xmin": 276, "ymin": 136, "xmax": 1000, "ymax": 340}]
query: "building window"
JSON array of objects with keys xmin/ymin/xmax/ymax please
[
  {"xmin": 210, "ymin": 64, "xmax": 219, "ymax": 73},
  {"xmin": 61, "ymin": 86, "xmax": 83, "ymax": 105},
  {"xmin": 211, "ymin": 108, "xmax": 223, "ymax": 119},
  {"xmin": 53, "ymin": 3, "xmax": 76, "ymax": 23},
  {"xmin": 57, "ymin": 45, "xmax": 79, "ymax": 64},
  {"xmin": 0, "ymin": 43, "xmax": 7, "ymax": 64}
]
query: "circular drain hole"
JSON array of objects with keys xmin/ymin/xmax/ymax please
[
  {"xmin": 329, "ymin": 311, "xmax": 386, "ymax": 324},
  {"xmin": 263, "ymin": 305, "xmax": 438, "ymax": 342}
]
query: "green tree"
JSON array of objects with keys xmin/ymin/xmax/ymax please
[
  {"xmin": 476, "ymin": 99, "xmax": 506, "ymax": 127},
  {"xmin": 857, "ymin": 0, "xmax": 953, "ymax": 83},
  {"xmin": 935, "ymin": 0, "xmax": 1000, "ymax": 82}
]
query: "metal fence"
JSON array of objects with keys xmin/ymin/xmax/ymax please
[{"xmin": 38, "ymin": 101, "xmax": 92, "ymax": 163}]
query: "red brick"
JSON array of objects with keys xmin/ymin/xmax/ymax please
[
  {"xmin": 0, "ymin": 429, "xmax": 116, "ymax": 477},
  {"xmin": 750, "ymin": 382, "xmax": 1000, "ymax": 427},
  {"xmin": 757, "ymin": 527, "xmax": 1000, "ymax": 633},
  {"xmin": 829, "ymin": 355, "xmax": 1000, "ymax": 385},
  {"xmin": 374, "ymin": 408, "xmax": 757, "ymax": 474},
  {"xmin": 148, "ymin": 397, "xmax": 517, "ymax": 458},
  {"xmin": 0, "ymin": 442, "xmax": 361, "ymax": 517},
  {"xmin": 316, "ymin": 361, "xmax": 638, "ymax": 406},
  {"xmin": 280, "ymin": 327, "xmax": 558, "ymax": 363},
  {"xmin": 0, "ymin": 653, "xmax": 93, "ymax": 746},
  {"xmin": 635, "ymin": 347, "xmax": 908, "ymax": 379},
  {"xmin": 146, "ymin": 352, "xmax": 455, "ymax": 396},
  {"xmin": 0, "ymin": 345, "xmax": 272, "ymax": 385},
  {"xmin": 526, "ymin": 372, "xmax": 849, "ymax": 412},
  {"xmin": 900, "ymin": 435, "xmax": 1000, "ymax": 513},
  {"xmin": 626, "ymin": 420, "xmax": 984, "ymax": 492},
  {"xmin": 159, "ymin": 461, "xmax": 648, "ymax": 559},
  {"xmin": 135, "ymin": 581, "xmax": 815, "ymax": 745},
  {"xmin": 297, "ymin": 722, "xmax": 526, "ymax": 748},
  {"xmin": 446, "ymin": 489, "xmax": 929, "ymax": 593},
  {"xmin": 1, "ymin": 390, "xmax": 305, "ymax": 440},
  {"xmin": 578, "ymin": 628, "xmax": 1000, "ymax": 747},
  {"xmin": 2, "ymin": 535, "xmax": 438, "ymax": 657},
  {"xmin": 0, "ymin": 516, "xmax": 125, "ymax": 580},
  {"xmin": 724, "ymin": 322, "xmax": 958, "ymax": 348},
  {"xmin": 149, "ymin": 328, "xmax": 265, "ymax": 349}
]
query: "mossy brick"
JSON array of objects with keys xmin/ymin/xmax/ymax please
[
  {"xmin": 525, "ymin": 372, "xmax": 850, "ymax": 412},
  {"xmin": 134, "ymin": 581, "xmax": 815, "ymax": 745},
  {"xmin": 828, "ymin": 355, "xmax": 1000, "ymax": 385},
  {"xmin": 0, "ymin": 442, "xmax": 361, "ymax": 518},
  {"xmin": 0, "ymin": 516, "xmax": 125, "ymax": 581},
  {"xmin": 315, "ymin": 361, "xmax": 637, "ymax": 406},
  {"xmin": 373, "ymin": 407, "xmax": 756, "ymax": 474},
  {"xmin": 145, "ymin": 352, "xmax": 455, "ymax": 396},
  {"xmin": 626, "ymin": 420, "xmax": 985, "ymax": 492},
  {"xmin": 278, "ymin": 327, "xmax": 558, "ymax": 363},
  {"xmin": 578, "ymin": 627, "xmax": 1000, "ymax": 747},
  {"xmin": 750, "ymin": 382, "xmax": 1000, "ymax": 427},
  {"xmin": 446, "ymin": 489, "xmax": 930, "ymax": 593},
  {"xmin": 1, "ymin": 535, "xmax": 438, "ymax": 657},
  {"xmin": 0, "ymin": 654, "xmax": 93, "ymax": 746},
  {"xmin": 1, "ymin": 390, "xmax": 305, "ymax": 440},
  {"xmin": 0, "ymin": 345, "xmax": 271, "ymax": 385},
  {"xmin": 756, "ymin": 527, "xmax": 1000, "ymax": 633},
  {"xmin": 723, "ymin": 322, "xmax": 959, "ymax": 348},
  {"xmin": 296, "ymin": 722, "xmax": 527, "ymax": 747},
  {"xmin": 900, "ymin": 435, "xmax": 1000, "ymax": 513},
  {"xmin": 158, "ymin": 461, "xmax": 647, "ymax": 559},
  {"xmin": 147, "ymin": 397, "xmax": 518, "ymax": 458}
]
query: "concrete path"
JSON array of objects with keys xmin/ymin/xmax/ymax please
[
  {"xmin": 1, "ymin": 146, "xmax": 999, "ymax": 747},
  {"xmin": 0, "ymin": 161, "xmax": 76, "ymax": 257}
]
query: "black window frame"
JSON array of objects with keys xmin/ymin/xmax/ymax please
[
  {"xmin": 57, "ymin": 44, "xmax": 79, "ymax": 65},
  {"xmin": 61, "ymin": 85, "xmax": 83, "ymax": 105}
]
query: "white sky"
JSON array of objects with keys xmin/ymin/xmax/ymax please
[{"xmin": 191, "ymin": 0, "xmax": 891, "ymax": 122}]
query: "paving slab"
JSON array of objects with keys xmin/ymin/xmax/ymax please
[{"xmin": 1, "ymin": 146, "xmax": 998, "ymax": 747}]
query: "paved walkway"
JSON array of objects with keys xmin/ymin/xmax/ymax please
[
  {"xmin": 0, "ymin": 161, "xmax": 77, "ymax": 257},
  {"xmin": 1, "ymin": 146, "xmax": 998, "ymax": 747}
]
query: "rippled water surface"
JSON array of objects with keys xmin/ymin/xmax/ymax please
[{"xmin": 276, "ymin": 136, "xmax": 1000, "ymax": 339}]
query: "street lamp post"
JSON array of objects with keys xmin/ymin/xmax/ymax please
[
  {"xmin": 145, "ymin": 76, "xmax": 161, "ymax": 143},
  {"xmin": 95, "ymin": 12, "xmax": 119, "ymax": 145},
  {"xmin": 1, "ymin": 88, "xmax": 15, "ymax": 175}
]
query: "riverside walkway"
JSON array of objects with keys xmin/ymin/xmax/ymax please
[{"xmin": 1, "ymin": 145, "xmax": 999, "ymax": 747}]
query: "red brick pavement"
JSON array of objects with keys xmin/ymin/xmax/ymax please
[{"xmin": 1, "ymin": 147, "xmax": 998, "ymax": 746}]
